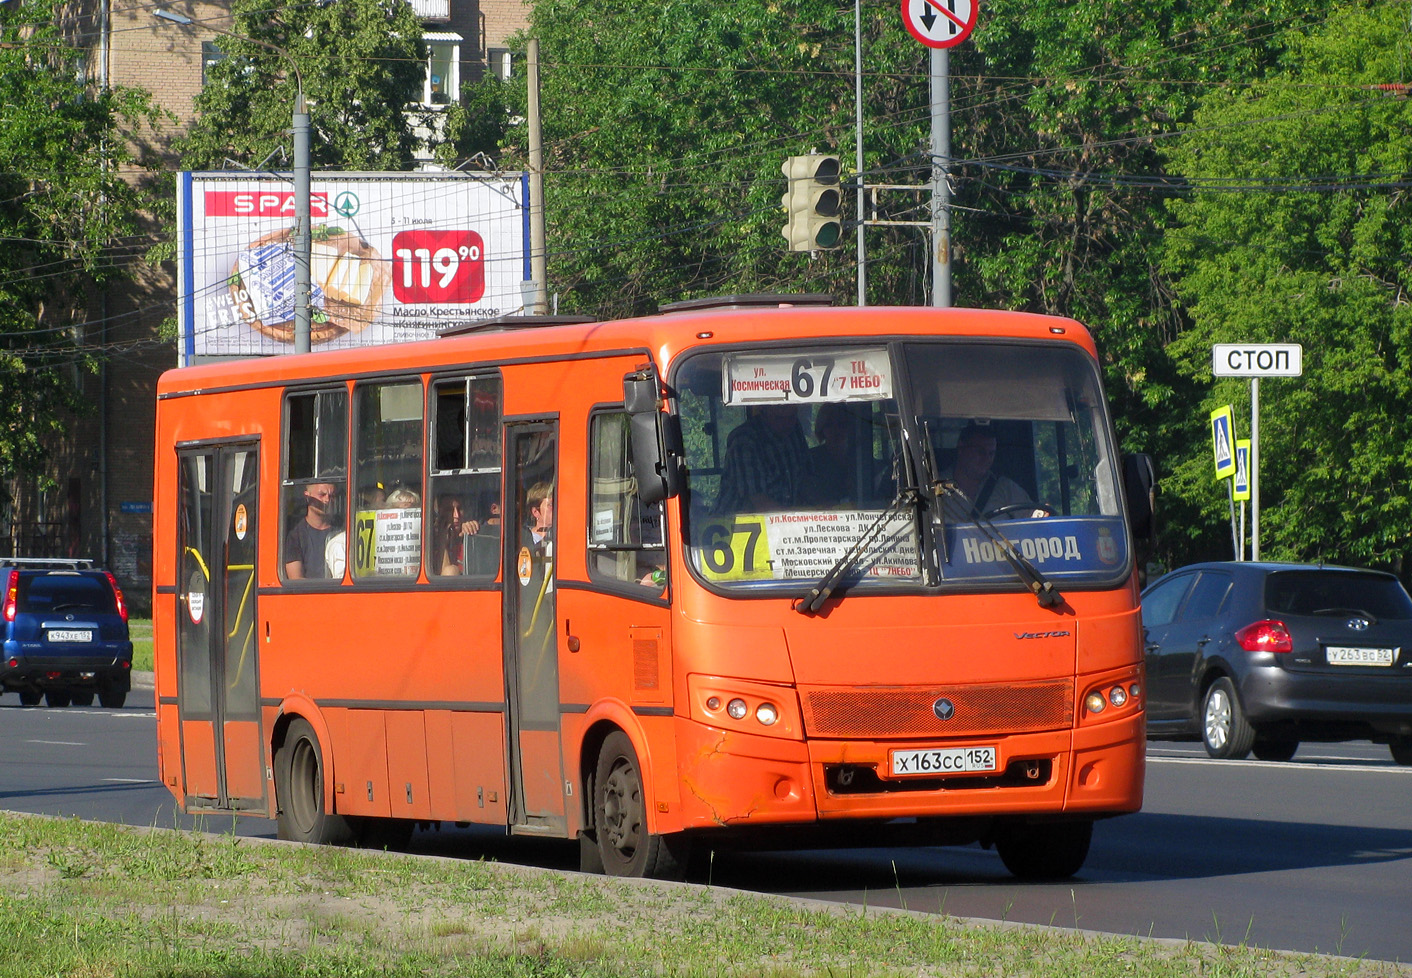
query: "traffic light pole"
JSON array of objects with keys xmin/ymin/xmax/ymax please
[{"xmin": 930, "ymin": 46, "xmax": 951, "ymax": 308}]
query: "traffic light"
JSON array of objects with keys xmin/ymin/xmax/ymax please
[{"xmin": 781, "ymin": 155, "xmax": 842, "ymax": 251}]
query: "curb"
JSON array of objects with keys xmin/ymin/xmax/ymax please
[{"xmin": 132, "ymin": 670, "xmax": 155, "ymax": 691}]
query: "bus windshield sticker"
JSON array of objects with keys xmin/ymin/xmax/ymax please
[
  {"xmin": 353, "ymin": 507, "xmax": 422, "ymax": 576},
  {"xmin": 696, "ymin": 510, "xmax": 918, "ymax": 582},
  {"xmin": 937, "ymin": 517, "xmax": 1126, "ymax": 580},
  {"xmin": 722, "ymin": 348, "xmax": 892, "ymax": 405}
]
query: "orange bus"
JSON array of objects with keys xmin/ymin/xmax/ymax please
[{"xmin": 153, "ymin": 295, "xmax": 1155, "ymax": 879}]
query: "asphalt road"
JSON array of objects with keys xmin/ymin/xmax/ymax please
[{"xmin": 2, "ymin": 688, "xmax": 1409, "ymax": 962}]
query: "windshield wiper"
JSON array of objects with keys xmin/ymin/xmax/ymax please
[
  {"xmin": 793, "ymin": 486, "xmax": 920, "ymax": 615},
  {"xmin": 933, "ymin": 481, "xmax": 1065, "ymax": 609}
]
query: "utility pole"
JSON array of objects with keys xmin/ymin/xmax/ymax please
[{"xmin": 527, "ymin": 38, "xmax": 548, "ymax": 316}]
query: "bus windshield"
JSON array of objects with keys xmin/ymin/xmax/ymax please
[{"xmin": 675, "ymin": 340, "xmax": 1128, "ymax": 594}]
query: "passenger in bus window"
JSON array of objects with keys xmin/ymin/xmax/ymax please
[
  {"xmin": 325, "ymin": 530, "xmax": 346, "ymax": 579},
  {"xmin": 803, "ymin": 402, "xmax": 877, "ymax": 508},
  {"xmin": 524, "ymin": 481, "xmax": 553, "ymax": 549},
  {"xmin": 434, "ymin": 494, "xmax": 484, "ymax": 575},
  {"xmin": 285, "ymin": 482, "xmax": 340, "ymax": 580},
  {"xmin": 713, "ymin": 404, "xmax": 809, "ymax": 514},
  {"xmin": 385, "ymin": 486, "xmax": 420, "ymax": 508},
  {"xmin": 940, "ymin": 422, "xmax": 1036, "ymax": 520}
]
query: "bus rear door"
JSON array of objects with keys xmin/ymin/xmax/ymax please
[{"xmin": 174, "ymin": 442, "xmax": 265, "ymax": 812}]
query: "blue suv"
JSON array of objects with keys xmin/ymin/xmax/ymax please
[{"xmin": 1, "ymin": 559, "xmax": 133, "ymax": 708}]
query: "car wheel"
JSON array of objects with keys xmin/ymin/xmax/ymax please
[
  {"xmin": 274, "ymin": 718, "xmax": 358, "ymax": 846},
  {"xmin": 1202, "ymin": 677, "xmax": 1254, "ymax": 759},
  {"xmin": 1251, "ymin": 737, "xmax": 1298, "ymax": 762},
  {"xmin": 44, "ymin": 690, "xmax": 72, "ymax": 708},
  {"xmin": 995, "ymin": 819, "xmax": 1094, "ymax": 880},
  {"xmin": 70, "ymin": 692, "xmax": 95, "ymax": 707},
  {"xmin": 592, "ymin": 731, "xmax": 689, "ymax": 879},
  {"xmin": 98, "ymin": 690, "xmax": 126, "ymax": 709},
  {"xmin": 18, "ymin": 690, "xmax": 41, "ymax": 707},
  {"xmin": 1390, "ymin": 739, "xmax": 1412, "ymax": 766}
]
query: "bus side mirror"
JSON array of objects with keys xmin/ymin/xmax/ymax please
[
  {"xmin": 1122, "ymin": 453, "xmax": 1157, "ymax": 548},
  {"xmin": 624, "ymin": 368, "xmax": 684, "ymax": 505}
]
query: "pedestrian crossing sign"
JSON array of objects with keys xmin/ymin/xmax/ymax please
[
  {"xmin": 1233, "ymin": 439, "xmax": 1251, "ymax": 501},
  {"xmin": 1210, "ymin": 405, "xmax": 1236, "ymax": 479}
]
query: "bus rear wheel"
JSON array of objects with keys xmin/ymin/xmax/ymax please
[
  {"xmin": 275, "ymin": 718, "xmax": 358, "ymax": 846},
  {"xmin": 592, "ymin": 731, "xmax": 689, "ymax": 880},
  {"xmin": 994, "ymin": 819, "xmax": 1093, "ymax": 880}
]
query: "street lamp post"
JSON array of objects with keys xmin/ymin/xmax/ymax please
[{"xmin": 155, "ymin": 8, "xmax": 312, "ymax": 353}]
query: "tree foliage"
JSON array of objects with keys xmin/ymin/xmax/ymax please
[
  {"xmin": 0, "ymin": 0, "xmax": 163, "ymax": 479},
  {"xmin": 1161, "ymin": 2, "xmax": 1412, "ymax": 572},
  {"xmin": 175, "ymin": 0, "xmax": 431, "ymax": 170}
]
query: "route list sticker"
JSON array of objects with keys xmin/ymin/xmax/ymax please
[
  {"xmin": 722, "ymin": 348, "xmax": 892, "ymax": 405},
  {"xmin": 696, "ymin": 510, "xmax": 919, "ymax": 582}
]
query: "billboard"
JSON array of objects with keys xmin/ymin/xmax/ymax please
[{"xmin": 176, "ymin": 171, "xmax": 530, "ymax": 365}]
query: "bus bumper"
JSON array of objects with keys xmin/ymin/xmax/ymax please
[{"xmin": 671, "ymin": 712, "xmax": 1143, "ymax": 831}]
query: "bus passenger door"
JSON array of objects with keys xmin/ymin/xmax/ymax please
[
  {"xmin": 175, "ymin": 443, "xmax": 265, "ymax": 812},
  {"xmin": 503, "ymin": 421, "xmax": 566, "ymax": 834}
]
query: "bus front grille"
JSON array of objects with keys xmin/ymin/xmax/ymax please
[{"xmin": 800, "ymin": 679, "xmax": 1075, "ymax": 738}]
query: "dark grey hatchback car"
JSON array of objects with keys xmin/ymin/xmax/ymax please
[{"xmin": 1142, "ymin": 561, "xmax": 1412, "ymax": 764}]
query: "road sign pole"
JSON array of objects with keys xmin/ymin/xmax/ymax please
[
  {"xmin": 1251, "ymin": 377, "xmax": 1260, "ymax": 561},
  {"xmin": 931, "ymin": 45, "xmax": 950, "ymax": 307}
]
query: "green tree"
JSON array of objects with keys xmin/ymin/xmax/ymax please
[
  {"xmin": 175, "ymin": 0, "xmax": 430, "ymax": 170},
  {"xmin": 0, "ymin": 0, "xmax": 163, "ymax": 478},
  {"xmin": 1161, "ymin": 2, "xmax": 1412, "ymax": 572},
  {"xmin": 512, "ymin": 0, "xmax": 940, "ymax": 318}
]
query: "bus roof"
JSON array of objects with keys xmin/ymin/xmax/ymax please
[{"xmin": 158, "ymin": 304, "xmax": 1095, "ymax": 397}]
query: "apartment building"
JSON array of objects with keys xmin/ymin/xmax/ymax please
[{"xmin": 6, "ymin": 0, "xmax": 530, "ymax": 612}]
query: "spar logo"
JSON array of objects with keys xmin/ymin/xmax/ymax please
[{"xmin": 205, "ymin": 191, "xmax": 330, "ymax": 218}]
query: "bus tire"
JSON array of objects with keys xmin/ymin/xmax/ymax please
[
  {"xmin": 275, "ymin": 718, "xmax": 358, "ymax": 846},
  {"xmin": 995, "ymin": 819, "xmax": 1093, "ymax": 880},
  {"xmin": 592, "ymin": 731, "xmax": 689, "ymax": 880}
]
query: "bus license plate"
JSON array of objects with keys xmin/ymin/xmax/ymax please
[
  {"xmin": 47, "ymin": 629, "xmax": 93, "ymax": 643},
  {"xmin": 890, "ymin": 746, "xmax": 998, "ymax": 777},
  {"xmin": 1326, "ymin": 646, "xmax": 1395, "ymax": 666}
]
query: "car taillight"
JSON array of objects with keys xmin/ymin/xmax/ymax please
[
  {"xmin": 1234, "ymin": 619, "xmax": 1293, "ymax": 653},
  {"xmin": 2, "ymin": 574, "xmax": 16, "ymax": 623},
  {"xmin": 105, "ymin": 571, "xmax": 128, "ymax": 623}
]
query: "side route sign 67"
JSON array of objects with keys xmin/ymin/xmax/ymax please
[{"xmin": 903, "ymin": 0, "xmax": 977, "ymax": 49}]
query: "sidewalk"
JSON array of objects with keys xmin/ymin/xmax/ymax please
[{"xmin": 132, "ymin": 670, "xmax": 155, "ymax": 691}]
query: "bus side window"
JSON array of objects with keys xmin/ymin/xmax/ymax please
[
  {"xmin": 351, "ymin": 380, "xmax": 425, "ymax": 580},
  {"xmin": 428, "ymin": 374, "xmax": 503, "ymax": 579},
  {"xmin": 281, "ymin": 388, "xmax": 348, "ymax": 583},
  {"xmin": 588, "ymin": 410, "xmax": 666, "ymax": 589}
]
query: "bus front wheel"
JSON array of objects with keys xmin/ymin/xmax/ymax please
[
  {"xmin": 275, "ymin": 718, "xmax": 358, "ymax": 846},
  {"xmin": 592, "ymin": 731, "xmax": 689, "ymax": 880},
  {"xmin": 994, "ymin": 819, "xmax": 1093, "ymax": 880}
]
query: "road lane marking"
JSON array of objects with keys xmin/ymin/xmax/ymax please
[
  {"xmin": 1147, "ymin": 755, "xmax": 1408, "ymax": 774},
  {"xmin": 25, "ymin": 740, "xmax": 85, "ymax": 746}
]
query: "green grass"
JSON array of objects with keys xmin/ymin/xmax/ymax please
[
  {"xmin": 0, "ymin": 812, "xmax": 1401, "ymax": 978},
  {"xmin": 129, "ymin": 617, "xmax": 153, "ymax": 673}
]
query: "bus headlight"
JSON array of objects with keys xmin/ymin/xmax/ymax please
[
  {"xmin": 1084, "ymin": 691, "xmax": 1107, "ymax": 714},
  {"xmin": 727, "ymin": 698, "xmax": 748, "ymax": 720},
  {"xmin": 1108, "ymin": 685, "xmax": 1128, "ymax": 708},
  {"xmin": 755, "ymin": 702, "xmax": 779, "ymax": 726}
]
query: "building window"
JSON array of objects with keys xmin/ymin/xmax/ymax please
[
  {"xmin": 424, "ymin": 34, "xmax": 461, "ymax": 105},
  {"xmin": 487, "ymin": 47, "xmax": 513, "ymax": 81},
  {"xmin": 201, "ymin": 41, "xmax": 226, "ymax": 86}
]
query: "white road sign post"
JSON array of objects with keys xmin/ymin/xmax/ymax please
[
  {"xmin": 1211, "ymin": 343, "xmax": 1304, "ymax": 560},
  {"xmin": 902, "ymin": 0, "xmax": 977, "ymax": 309}
]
